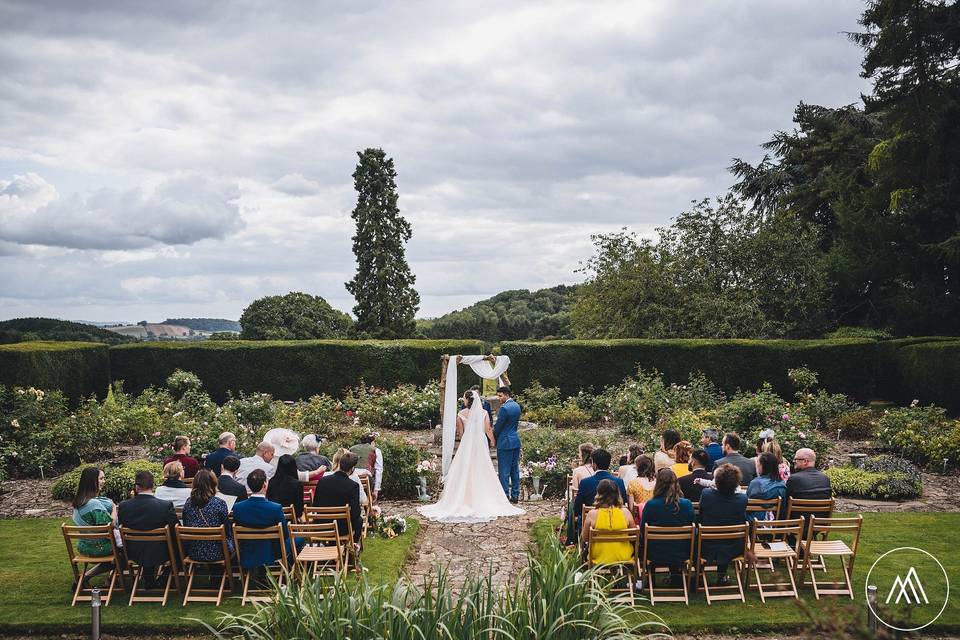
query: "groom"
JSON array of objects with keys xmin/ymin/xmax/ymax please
[{"xmin": 493, "ymin": 385, "xmax": 521, "ymax": 504}]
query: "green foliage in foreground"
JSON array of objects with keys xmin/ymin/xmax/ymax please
[
  {"xmin": 51, "ymin": 459, "xmax": 163, "ymax": 503},
  {"xmin": 212, "ymin": 541, "xmax": 666, "ymax": 640},
  {"xmin": 532, "ymin": 513, "xmax": 960, "ymax": 633},
  {"xmin": 0, "ymin": 516, "xmax": 418, "ymax": 633}
]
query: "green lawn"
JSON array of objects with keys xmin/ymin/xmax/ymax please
[
  {"xmin": 0, "ymin": 517, "xmax": 419, "ymax": 634},
  {"xmin": 532, "ymin": 513, "xmax": 960, "ymax": 634}
]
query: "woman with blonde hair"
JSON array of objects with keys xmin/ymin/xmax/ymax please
[
  {"xmin": 761, "ymin": 440, "xmax": 790, "ymax": 481},
  {"xmin": 155, "ymin": 460, "xmax": 191, "ymax": 508},
  {"xmin": 570, "ymin": 442, "xmax": 595, "ymax": 491},
  {"xmin": 671, "ymin": 441, "xmax": 694, "ymax": 479}
]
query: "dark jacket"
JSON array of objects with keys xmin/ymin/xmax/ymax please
[
  {"xmin": 217, "ymin": 474, "xmax": 248, "ymax": 503},
  {"xmin": 640, "ymin": 497, "xmax": 696, "ymax": 567},
  {"xmin": 267, "ymin": 475, "xmax": 305, "ymax": 519},
  {"xmin": 296, "ymin": 452, "xmax": 332, "ymax": 473},
  {"xmin": 312, "ymin": 471, "xmax": 363, "ymax": 542},
  {"xmin": 204, "ymin": 447, "xmax": 234, "ymax": 476},
  {"xmin": 714, "ymin": 452, "xmax": 756, "ymax": 484},
  {"xmin": 679, "ymin": 468, "xmax": 713, "ymax": 502},
  {"xmin": 231, "ymin": 495, "xmax": 291, "ymax": 568},
  {"xmin": 573, "ymin": 470, "xmax": 628, "ymax": 531},
  {"xmin": 785, "ymin": 467, "xmax": 832, "ymax": 501},
  {"xmin": 698, "ymin": 488, "xmax": 748, "ymax": 569},
  {"xmin": 117, "ymin": 493, "xmax": 179, "ymax": 568}
]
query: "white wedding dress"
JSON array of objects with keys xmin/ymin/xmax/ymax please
[{"xmin": 418, "ymin": 391, "xmax": 525, "ymax": 523}]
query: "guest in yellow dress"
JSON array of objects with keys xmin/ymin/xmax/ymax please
[
  {"xmin": 627, "ymin": 454, "xmax": 656, "ymax": 520},
  {"xmin": 671, "ymin": 441, "xmax": 694, "ymax": 479},
  {"xmin": 584, "ymin": 478, "xmax": 636, "ymax": 564}
]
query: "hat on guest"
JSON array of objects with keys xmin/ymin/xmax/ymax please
[{"xmin": 758, "ymin": 428, "xmax": 776, "ymax": 440}]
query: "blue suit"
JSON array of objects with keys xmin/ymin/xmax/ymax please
[
  {"xmin": 493, "ymin": 398, "xmax": 522, "ymax": 500},
  {"xmin": 571, "ymin": 471, "xmax": 628, "ymax": 538},
  {"xmin": 231, "ymin": 495, "xmax": 291, "ymax": 568}
]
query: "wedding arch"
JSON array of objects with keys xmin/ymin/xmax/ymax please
[{"xmin": 438, "ymin": 355, "xmax": 511, "ymax": 475}]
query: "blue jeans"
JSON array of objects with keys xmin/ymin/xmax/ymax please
[{"xmin": 497, "ymin": 447, "xmax": 521, "ymax": 500}]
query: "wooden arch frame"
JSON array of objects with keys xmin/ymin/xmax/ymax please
[{"xmin": 438, "ymin": 354, "xmax": 511, "ymax": 419}]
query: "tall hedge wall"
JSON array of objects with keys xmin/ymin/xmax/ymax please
[
  {"xmin": 500, "ymin": 339, "xmax": 881, "ymax": 401},
  {"xmin": 886, "ymin": 340, "xmax": 960, "ymax": 413},
  {"xmin": 0, "ymin": 341, "xmax": 110, "ymax": 403},
  {"xmin": 110, "ymin": 339, "xmax": 485, "ymax": 402}
]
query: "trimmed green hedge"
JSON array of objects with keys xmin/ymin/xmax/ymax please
[
  {"xmin": 0, "ymin": 342, "xmax": 110, "ymax": 403},
  {"xmin": 501, "ymin": 339, "xmax": 880, "ymax": 400},
  {"xmin": 887, "ymin": 340, "xmax": 960, "ymax": 413},
  {"xmin": 110, "ymin": 339, "xmax": 485, "ymax": 402}
]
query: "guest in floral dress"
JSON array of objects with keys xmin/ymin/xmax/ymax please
[
  {"xmin": 627, "ymin": 455, "xmax": 656, "ymax": 520},
  {"xmin": 182, "ymin": 470, "xmax": 233, "ymax": 562}
]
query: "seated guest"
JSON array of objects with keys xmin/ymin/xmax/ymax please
[
  {"xmin": 204, "ymin": 432, "xmax": 237, "ymax": 476},
  {"xmin": 572, "ymin": 449, "xmax": 627, "ymax": 539},
  {"xmin": 762, "ymin": 440, "xmax": 790, "ymax": 482},
  {"xmin": 155, "ymin": 461, "xmax": 191, "ymax": 509},
  {"xmin": 786, "ymin": 447, "xmax": 831, "ymax": 501},
  {"xmin": 679, "ymin": 450, "xmax": 713, "ymax": 502},
  {"xmin": 349, "ymin": 432, "xmax": 383, "ymax": 502},
  {"xmin": 163, "ymin": 436, "xmax": 200, "ymax": 478},
  {"xmin": 71, "ymin": 467, "xmax": 119, "ymax": 583},
  {"xmin": 746, "ymin": 452, "xmax": 787, "ymax": 521},
  {"xmin": 232, "ymin": 469, "xmax": 292, "ymax": 568},
  {"xmin": 627, "ymin": 455, "xmax": 657, "ymax": 519},
  {"xmin": 698, "ymin": 463, "xmax": 748, "ymax": 585},
  {"xmin": 266, "ymin": 454, "xmax": 305, "ymax": 520},
  {"xmin": 714, "ymin": 433, "xmax": 756, "ymax": 484},
  {"xmin": 640, "ymin": 469, "xmax": 696, "ymax": 585},
  {"xmin": 654, "ymin": 429, "xmax": 682, "ymax": 471},
  {"xmin": 312, "ymin": 452, "xmax": 364, "ymax": 544},
  {"xmin": 324, "ymin": 448, "xmax": 369, "ymax": 505},
  {"xmin": 584, "ymin": 478, "xmax": 636, "ymax": 565},
  {"xmin": 617, "ymin": 444, "xmax": 644, "ymax": 485},
  {"xmin": 182, "ymin": 470, "xmax": 233, "ymax": 562},
  {"xmin": 570, "ymin": 443, "xmax": 595, "ymax": 492},
  {"xmin": 217, "ymin": 455, "xmax": 248, "ymax": 504},
  {"xmin": 237, "ymin": 442, "xmax": 325, "ymax": 492},
  {"xmin": 671, "ymin": 441, "xmax": 694, "ymax": 479},
  {"xmin": 118, "ymin": 471, "xmax": 178, "ymax": 586},
  {"xmin": 296, "ymin": 434, "xmax": 331, "ymax": 473},
  {"xmin": 701, "ymin": 428, "xmax": 723, "ymax": 470}
]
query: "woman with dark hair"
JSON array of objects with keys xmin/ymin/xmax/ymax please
[
  {"xmin": 182, "ymin": 469, "xmax": 233, "ymax": 561},
  {"xmin": 746, "ymin": 451, "xmax": 787, "ymax": 521},
  {"xmin": 583, "ymin": 478, "xmax": 636, "ymax": 564},
  {"xmin": 698, "ymin": 463, "xmax": 748, "ymax": 585},
  {"xmin": 679, "ymin": 450, "xmax": 713, "ymax": 501},
  {"xmin": 617, "ymin": 444, "xmax": 644, "ymax": 485},
  {"xmin": 654, "ymin": 429, "xmax": 682, "ymax": 471},
  {"xmin": 626, "ymin": 454, "xmax": 656, "ymax": 518},
  {"xmin": 71, "ymin": 467, "xmax": 117, "ymax": 558},
  {"xmin": 267, "ymin": 454, "xmax": 305, "ymax": 519},
  {"xmin": 640, "ymin": 468, "xmax": 695, "ymax": 584}
]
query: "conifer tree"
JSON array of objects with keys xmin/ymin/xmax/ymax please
[{"xmin": 345, "ymin": 148, "xmax": 420, "ymax": 338}]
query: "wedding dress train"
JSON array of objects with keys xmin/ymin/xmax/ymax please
[{"xmin": 418, "ymin": 391, "xmax": 525, "ymax": 523}]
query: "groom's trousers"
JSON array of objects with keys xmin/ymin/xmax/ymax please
[{"xmin": 497, "ymin": 447, "xmax": 521, "ymax": 500}]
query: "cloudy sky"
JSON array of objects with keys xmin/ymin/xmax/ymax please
[{"xmin": 0, "ymin": 1, "xmax": 870, "ymax": 323}]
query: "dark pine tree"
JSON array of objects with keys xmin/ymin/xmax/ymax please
[{"xmin": 345, "ymin": 148, "xmax": 420, "ymax": 338}]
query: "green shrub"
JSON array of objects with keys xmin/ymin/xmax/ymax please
[
  {"xmin": 347, "ymin": 381, "xmax": 439, "ymax": 430},
  {"xmin": 521, "ymin": 429, "xmax": 604, "ymax": 497},
  {"xmin": 51, "ymin": 459, "xmax": 164, "ymax": 504},
  {"xmin": 876, "ymin": 403, "xmax": 951, "ymax": 468},
  {"xmin": 834, "ymin": 409, "xmax": 878, "ymax": 440},
  {"xmin": 802, "ymin": 390, "xmax": 859, "ymax": 431},
  {"xmin": 889, "ymin": 340, "xmax": 960, "ymax": 413},
  {"xmin": 165, "ymin": 369, "xmax": 203, "ymax": 399},
  {"xmin": 825, "ymin": 456, "xmax": 921, "ymax": 500},
  {"xmin": 595, "ymin": 368, "xmax": 691, "ymax": 435},
  {"xmin": 515, "ymin": 381, "xmax": 561, "ymax": 411},
  {"xmin": 0, "ymin": 385, "xmax": 70, "ymax": 476},
  {"xmin": 825, "ymin": 326, "xmax": 893, "ymax": 340},
  {"xmin": 525, "ymin": 399, "xmax": 590, "ymax": 429},
  {"xmin": 0, "ymin": 341, "xmax": 110, "ymax": 404}
]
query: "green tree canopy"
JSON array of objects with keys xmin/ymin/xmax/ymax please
[{"xmin": 239, "ymin": 292, "xmax": 352, "ymax": 340}]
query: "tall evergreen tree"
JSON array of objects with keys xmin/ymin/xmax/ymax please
[{"xmin": 345, "ymin": 148, "xmax": 420, "ymax": 338}]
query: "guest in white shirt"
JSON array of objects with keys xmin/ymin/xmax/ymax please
[
  {"xmin": 236, "ymin": 442, "xmax": 324, "ymax": 493},
  {"xmin": 617, "ymin": 444, "xmax": 643, "ymax": 485}
]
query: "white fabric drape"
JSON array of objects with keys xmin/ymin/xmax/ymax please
[{"xmin": 440, "ymin": 355, "xmax": 511, "ymax": 475}]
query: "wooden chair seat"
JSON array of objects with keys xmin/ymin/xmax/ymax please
[
  {"xmin": 119, "ymin": 526, "xmax": 181, "ymax": 606},
  {"xmin": 801, "ymin": 515, "xmax": 862, "ymax": 600},
  {"xmin": 747, "ymin": 519, "xmax": 803, "ymax": 602},
  {"xmin": 807, "ymin": 540, "xmax": 854, "ymax": 556}
]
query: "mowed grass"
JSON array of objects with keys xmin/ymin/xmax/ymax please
[
  {"xmin": 531, "ymin": 512, "xmax": 960, "ymax": 634},
  {"xmin": 0, "ymin": 516, "xmax": 419, "ymax": 634}
]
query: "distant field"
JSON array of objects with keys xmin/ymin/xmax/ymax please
[{"xmin": 106, "ymin": 323, "xmax": 212, "ymax": 339}]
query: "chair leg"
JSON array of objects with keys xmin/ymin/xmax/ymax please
[
  {"xmin": 842, "ymin": 558, "xmax": 854, "ymax": 600},
  {"xmin": 787, "ymin": 558, "xmax": 800, "ymax": 600},
  {"xmin": 71, "ymin": 563, "xmax": 87, "ymax": 606},
  {"xmin": 128, "ymin": 566, "xmax": 143, "ymax": 606}
]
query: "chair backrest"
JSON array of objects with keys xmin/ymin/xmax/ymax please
[
  {"xmin": 288, "ymin": 522, "xmax": 342, "ymax": 555},
  {"xmin": 174, "ymin": 506, "xmax": 184, "ymax": 522},
  {"xmin": 580, "ymin": 504, "xmax": 596, "ymax": 523},
  {"xmin": 587, "ymin": 526, "xmax": 640, "ymax": 563},
  {"xmin": 691, "ymin": 501, "xmax": 700, "ymax": 517},
  {"xmin": 696, "ymin": 524, "xmax": 748, "ymax": 563},
  {"xmin": 746, "ymin": 496, "xmax": 781, "ymax": 516},
  {"xmin": 175, "ymin": 524, "xmax": 232, "ymax": 568},
  {"xmin": 234, "ymin": 524, "xmax": 288, "ymax": 568},
  {"xmin": 786, "ymin": 497, "xmax": 834, "ymax": 519},
  {"xmin": 641, "ymin": 524, "xmax": 696, "ymax": 567},
  {"xmin": 119, "ymin": 526, "xmax": 178, "ymax": 569},
  {"xmin": 749, "ymin": 518, "xmax": 804, "ymax": 550},
  {"xmin": 361, "ymin": 474, "xmax": 373, "ymax": 502},
  {"xmin": 282, "ymin": 505, "xmax": 297, "ymax": 523},
  {"xmin": 565, "ymin": 474, "xmax": 573, "ymax": 500},
  {"xmin": 304, "ymin": 505, "xmax": 354, "ymax": 542},
  {"xmin": 808, "ymin": 515, "xmax": 863, "ymax": 552},
  {"xmin": 182, "ymin": 477, "xmax": 194, "ymax": 488},
  {"xmin": 61, "ymin": 523, "xmax": 123, "ymax": 563},
  {"xmin": 302, "ymin": 481, "xmax": 318, "ymax": 504}
]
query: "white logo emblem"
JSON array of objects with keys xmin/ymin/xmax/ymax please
[
  {"xmin": 866, "ymin": 547, "xmax": 949, "ymax": 632},
  {"xmin": 886, "ymin": 566, "xmax": 928, "ymax": 605}
]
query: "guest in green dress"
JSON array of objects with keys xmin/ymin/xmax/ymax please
[{"xmin": 70, "ymin": 467, "xmax": 119, "ymax": 582}]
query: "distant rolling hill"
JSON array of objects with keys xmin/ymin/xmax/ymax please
[
  {"xmin": 163, "ymin": 318, "xmax": 241, "ymax": 332},
  {"xmin": 0, "ymin": 317, "xmax": 138, "ymax": 345}
]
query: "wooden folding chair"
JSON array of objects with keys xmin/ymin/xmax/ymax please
[
  {"xmin": 174, "ymin": 506, "xmax": 184, "ymax": 522},
  {"xmin": 282, "ymin": 505, "xmax": 298, "ymax": 524},
  {"xmin": 360, "ymin": 474, "xmax": 374, "ymax": 539},
  {"xmin": 302, "ymin": 481, "xmax": 318, "ymax": 505},
  {"xmin": 62, "ymin": 523, "xmax": 126, "ymax": 606},
  {"xmin": 304, "ymin": 505, "xmax": 361, "ymax": 572},
  {"xmin": 800, "ymin": 515, "xmax": 862, "ymax": 599},
  {"xmin": 640, "ymin": 524, "xmax": 696, "ymax": 605},
  {"xmin": 746, "ymin": 496, "xmax": 782, "ymax": 570},
  {"xmin": 586, "ymin": 527, "xmax": 641, "ymax": 604},
  {"xmin": 288, "ymin": 522, "xmax": 344, "ymax": 580},
  {"xmin": 578, "ymin": 504, "xmax": 596, "ymax": 554},
  {"xmin": 175, "ymin": 525, "xmax": 233, "ymax": 606},
  {"xmin": 234, "ymin": 524, "xmax": 289, "ymax": 605},
  {"xmin": 746, "ymin": 518, "xmax": 804, "ymax": 602},
  {"xmin": 696, "ymin": 524, "xmax": 748, "ymax": 604},
  {"xmin": 119, "ymin": 526, "xmax": 181, "ymax": 606},
  {"xmin": 786, "ymin": 498, "xmax": 834, "ymax": 571}
]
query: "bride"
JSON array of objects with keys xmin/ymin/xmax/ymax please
[{"xmin": 418, "ymin": 390, "xmax": 525, "ymax": 523}]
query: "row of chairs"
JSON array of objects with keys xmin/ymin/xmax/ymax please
[
  {"xmin": 584, "ymin": 513, "xmax": 862, "ymax": 606},
  {"xmin": 62, "ymin": 504, "xmax": 362, "ymax": 607}
]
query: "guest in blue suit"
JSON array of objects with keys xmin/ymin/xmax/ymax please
[
  {"xmin": 493, "ymin": 386, "xmax": 522, "ymax": 503},
  {"xmin": 572, "ymin": 449, "xmax": 627, "ymax": 539},
  {"xmin": 231, "ymin": 469, "xmax": 291, "ymax": 569}
]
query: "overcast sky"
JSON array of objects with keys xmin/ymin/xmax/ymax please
[{"xmin": 0, "ymin": 0, "xmax": 870, "ymax": 323}]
